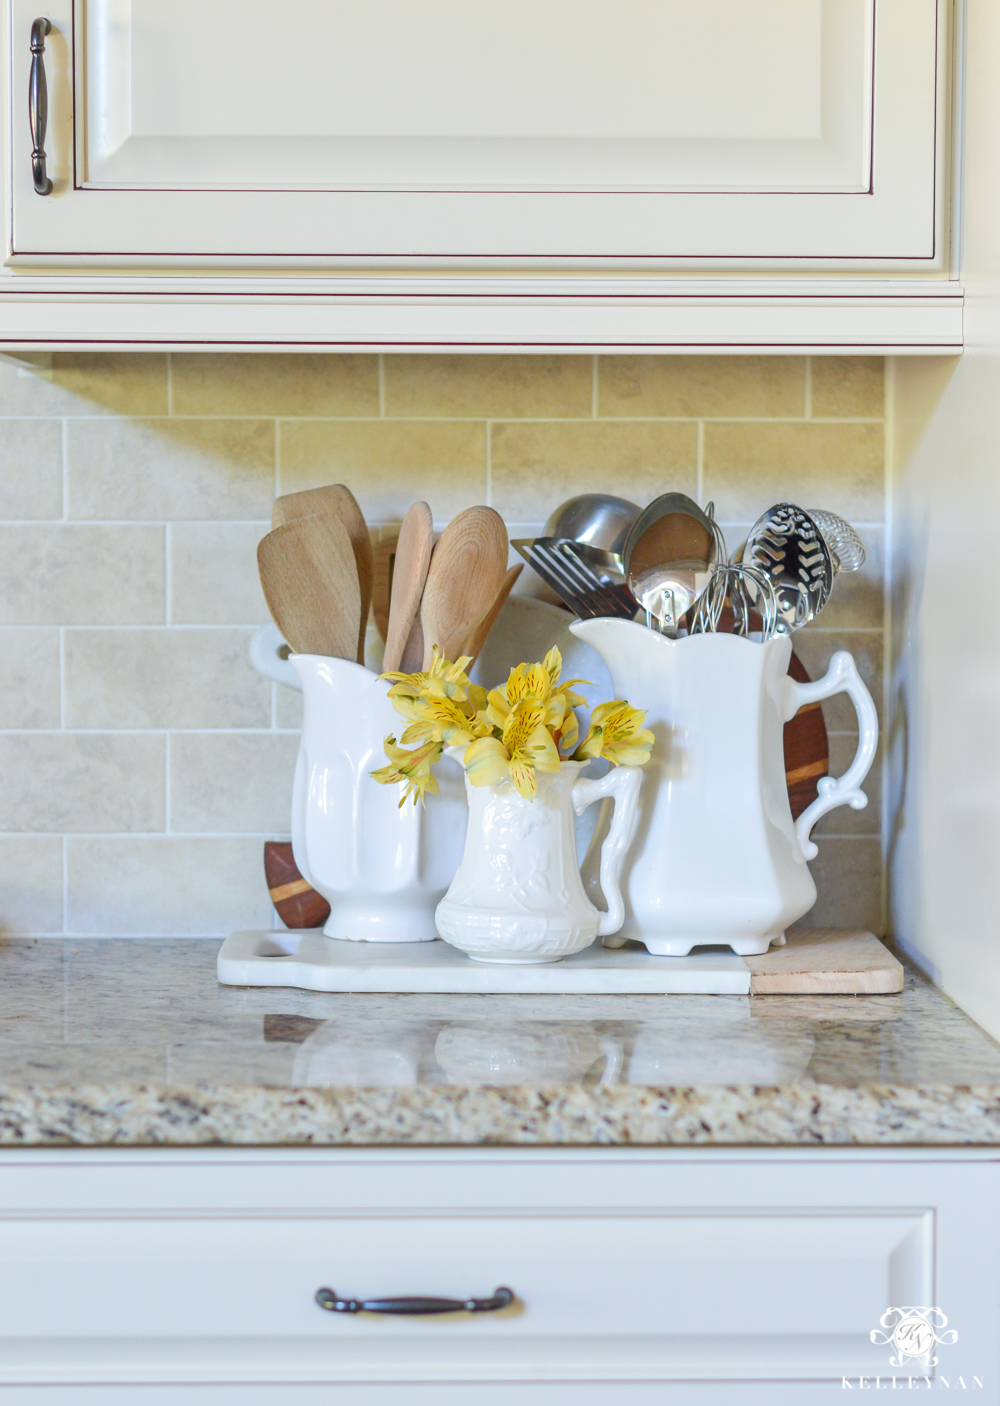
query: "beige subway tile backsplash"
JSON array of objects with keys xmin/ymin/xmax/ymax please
[
  {"xmin": 599, "ymin": 355, "xmax": 805, "ymax": 419},
  {"xmin": 384, "ymin": 354, "xmax": 593, "ymax": 419},
  {"xmin": 0, "ymin": 837, "xmax": 65, "ymax": 935},
  {"xmin": 275, "ymin": 682, "xmax": 303, "ymax": 731},
  {"xmin": 66, "ymin": 836, "xmax": 274, "ymax": 935},
  {"xmin": 0, "ymin": 734, "xmax": 165, "ymax": 833},
  {"xmin": 0, "ymin": 525, "xmax": 165, "ymax": 625},
  {"xmin": 0, "ymin": 628, "xmax": 61, "ymax": 729},
  {"xmin": 171, "ymin": 353, "xmax": 379, "ymax": 418},
  {"xmin": 810, "ymin": 356, "xmax": 884, "ymax": 418},
  {"xmin": 795, "ymin": 838, "xmax": 883, "ymax": 932},
  {"xmin": 279, "ymin": 420, "xmax": 487, "ymax": 523},
  {"xmin": 490, "ymin": 420, "xmax": 697, "ymax": 523},
  {"xmin": 0, "ymin": 351, "xmax": 887, "ymax": 936},
  {"xmin": 170, "ymin": 733, "xmax": 299, "ymax": 834},
  {"xmin": 0, "ymin": 420, "xmax": 63, "ymax": 519},
  {"xmin": 703, "ymin": 422, "xmax": 884, "ymax": 522},
  {"xmin": 67, "ymin": 418, "xmax": 275, "ymax": 521},
  {"xmin": 64, "ymin": 628, "xmax": 270, "ymax": 730},
  {"xmin": 170, "ymin": 522, "xmax": 270, "ymax": 626},
  {"xmin": 0, "ymin": 354, "xmax": 168, "ymax": 418}
]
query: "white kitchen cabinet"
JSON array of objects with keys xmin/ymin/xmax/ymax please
[
  {"xmin": 7, "ymin": 0, "xmax": 947, "ymax": 272},
  {"xmin": 0, "ymin": 1147, "xmax": 996, "ymax": 1401}
]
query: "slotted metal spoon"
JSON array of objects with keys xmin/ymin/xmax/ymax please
[{"xmin": 742, "ymin": 502, "xmax": 834, "ymax": 634}]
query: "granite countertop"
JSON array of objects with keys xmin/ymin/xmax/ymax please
[{"xmin": 2, "ymin": 937, "xmax": 1000, "ymax": 1148}]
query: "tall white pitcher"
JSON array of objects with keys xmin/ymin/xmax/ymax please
[
  {"xmin": 290, "ymin": 655, "xmax": 467, "ymax": 942},
  {"xmin": 569, "ymin": 620, "xmax": 878, "ymax": 956}
]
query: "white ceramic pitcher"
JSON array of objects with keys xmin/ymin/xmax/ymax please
[
  {"xmin": 569, "ymin": 620, "xmax": 878, "ymax": 956},
  {"xmin": 290, "ymin": 655, "xmax": 467, "ymax": 942},
  {"xmin": 435, "ymin": 760, "xmax": 641, "ymax": 964}
]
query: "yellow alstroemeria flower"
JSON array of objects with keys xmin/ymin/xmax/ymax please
[
  {"xmin": 486, "ymin": 647, "xmax": 589, "ymax": 751},
  {"xmin": 573, "ymin": 701, "xmax": 655, "ymax": 768},
  {"xmin": 383, "ymin": 648, "xmax": 476, "ymax": 701},
  {"xmin": 399, "ymin": 693, "xmax": 493, "ymax": 750},
  {"xmin": 370, "ymin": 735, "xmax": 443, "ymax": 807},
  {"xmin": 464, "ymin": 697, "xmax": 561, "ymax": 801}
]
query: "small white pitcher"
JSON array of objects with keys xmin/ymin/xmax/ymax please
[
  {"xmin": 569, "ymin": 620, "xmax": 878, "ymax": 956},
  {"xmin": 435, "ymin": 759, "xmax": 641, "ymax": 964},
  {"xmin": 290, "ymin": 655, "xmax": 467, "ymax": 942}
]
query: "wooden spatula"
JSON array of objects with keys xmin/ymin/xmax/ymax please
[
  {"xmin": 257, "ymin": 512, "xmax": 360, "ymax": 660},
  {"xmin": 273, "ymin": 484, "xmax": 343, "ymax": 530},
  {"xmin": 383, "ymin": 502, "xmax": 434, "ymax": 674},
  {"xmin": 463, "ymin": 563, "xmax": 523, "ymax": 665},
  {"xmin": 273, "ymin": 483, "xmax": 373, "ymax": 665},
  {"xmin": 419, "ymin": 506, "xmax": 509, "ymax": 669}
]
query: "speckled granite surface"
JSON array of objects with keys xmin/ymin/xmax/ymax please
[{"xmin": 1, "ymin": 937, "xmax": 999, "ymax": 1147}]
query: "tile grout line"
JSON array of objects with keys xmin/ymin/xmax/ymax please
[
  {"xmin": 804, "ymin": 355, "xmax": 813, "ymax": 418},
  {"xmin": 378, "ymin": 354, "xmax": 386, "ymax": 417},
  {"xmin": 274, "ymin": 418, "xmax": 282, "ymax": 497},
  {"xmin": 166, "ymin": 352, "xmax": 173, "ymax": 416},
  {"xmin": 591, "ymin": 355, "xmax": 599, "ymax": 418}
]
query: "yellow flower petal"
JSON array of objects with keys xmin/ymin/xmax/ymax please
[
  {"xmin": 501, "ymin": 699, "xmax": 547, "ymax": 754},
  {"xmin": 508, "ymin": 758, "xmax": 538, "ymax": 801},
  {"xmin": 523, "ymin": 721, "xmax": 561, "ymax": 773},
  {"xmin": 463, "ymin": 736, "xmax": 512, "ymax": 788}
]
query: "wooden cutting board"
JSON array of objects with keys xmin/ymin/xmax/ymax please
[
  {"xmin": 785, "ymin": 651, "xmax": 828, "ymax": 821},
  {"xmin": 745, "ymin": 929, "xmax": 904, "ymax": 994}
]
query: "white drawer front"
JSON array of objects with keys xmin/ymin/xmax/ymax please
[{"xmin": 0, "ymin": 1210, "xmax": 929, "ymax": 1383}]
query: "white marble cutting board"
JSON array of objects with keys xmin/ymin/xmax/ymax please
[{"xmin": 217, "ymin": 928, "xmax": 751, "ymax": 994}]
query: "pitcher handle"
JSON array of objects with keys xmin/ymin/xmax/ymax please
[
  {"xmin": 784, "ymin": 650, "xmax": 878, "ymax": 861},
  {"xmin": 572, "ymin": 766, "xmax": 641, "ymax": 938}
]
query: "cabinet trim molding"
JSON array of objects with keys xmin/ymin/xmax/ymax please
[{"xmin": 0, "ymin": 275, "xmax": 964, "ymax": 354}]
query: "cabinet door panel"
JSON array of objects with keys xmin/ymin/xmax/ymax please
[
  {"xmin": 0, "ymin": 1211, "xmax": 929, "ymax": 1382},
  {"xmin": 7, "ymin": 0, "xmax": 942, "ymax": 266},
  {"xmin": 85, "ymin": 0, "xmax": 867, "ymax": 193}
]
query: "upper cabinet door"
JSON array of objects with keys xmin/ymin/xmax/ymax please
[{"xmin": 7, "ymin": 0, "xmax": 945, "ymax": 269}]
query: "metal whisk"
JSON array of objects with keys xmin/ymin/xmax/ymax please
[{"xmin": 691, "ymin": 563, "xmax": 779, "ymax": 642}]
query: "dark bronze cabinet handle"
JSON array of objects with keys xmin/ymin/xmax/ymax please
[
  {"xmin": 29, "ymin": 17, "xmax": 53, "ymax": 195},
  {"xmin": 316, "ymin": 1285, "xmax": 514, "ymax": 1315}
]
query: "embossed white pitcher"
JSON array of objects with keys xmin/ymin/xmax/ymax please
[
  {"xmin": 290, "ymin": 655, "xmax": 467, "ymax": 942},
  {"xmin": 436, "ymin": 759, "xmax": 641, "ymax": 964},
  {"xmin": 569, "ymin": 620, "xmax": 878, "ymax": 956}
]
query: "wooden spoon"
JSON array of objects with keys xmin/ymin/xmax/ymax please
[
  {"xmin": 399, "ymin": 614, "xmax": 424, "ymax": 675},
  {"xmin": 463, "ymin": 563, "xmax": 523, "ymax": 665},
  {"xmin": 257, "ymin": 511, "xmax": 360, "ymax": 660},
  {"xmin": 273, "ymin": 484, "xmax": 373, "ymax": 664},
  {"xmin": 383, "ymin": 502, "xmax": 434, "ymax": 674},
  {"xmin": 419, "ymin": 506, "xmax": 509, "ymax": 669}
]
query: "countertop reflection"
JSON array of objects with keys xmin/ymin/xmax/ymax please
[{"xmin": 2, "ymin": 938, "xmax": 1000, "ymax": 1147}]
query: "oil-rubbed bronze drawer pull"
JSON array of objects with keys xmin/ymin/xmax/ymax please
[
  {"xmin": 316, "ymin": 1285, "xmax": 514, "ymax": 1315},
  {"xmin": 29, "ymin": 18, "xmax": 53, "ymax": 195}
]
